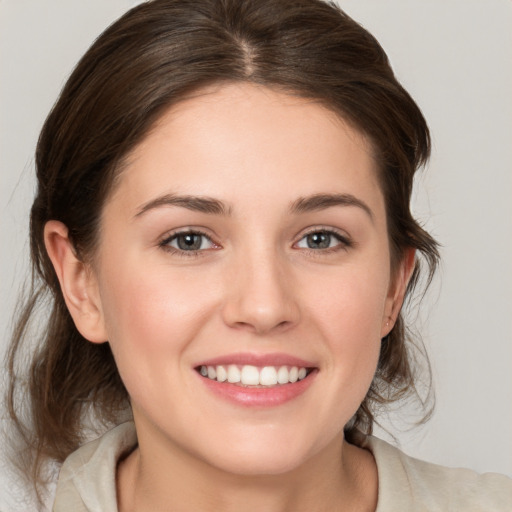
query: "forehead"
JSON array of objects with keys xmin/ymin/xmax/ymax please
[{"xmin": 108, "ymin": 83, "xmax": 383, "ymax": 216}]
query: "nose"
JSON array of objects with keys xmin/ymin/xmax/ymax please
[{"xmin": 221, "ymin": 248, "xmax": 300, "ymax": 335}]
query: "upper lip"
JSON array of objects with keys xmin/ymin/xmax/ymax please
[{"xmin": 195, "ymin": 352, "xmax": 317, "ymax": 368}]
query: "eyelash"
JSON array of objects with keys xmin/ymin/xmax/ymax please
[
  {"xmin": 158, "ymin": 227, "xmax": 352, "ymax": 257},
  {"xmin": 295, "ymin": 227, "xmax": 352, "ymax": 255},
  {"xmin": 159, "ymin": 229, "xmax": 218, "ymax": 258}
]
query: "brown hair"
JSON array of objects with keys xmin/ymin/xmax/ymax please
[{"xmin": 7, "ymin": 0, "xmax": 439, "ymax": 496}]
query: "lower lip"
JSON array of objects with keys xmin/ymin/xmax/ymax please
[{"xmin": 197, "ymin": 370, "xmax": 317, "ymax": 407}]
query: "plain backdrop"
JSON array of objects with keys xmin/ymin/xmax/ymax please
[{"xmin": 1, "ymin": 0, "xmax": 511, "ymax": 509}]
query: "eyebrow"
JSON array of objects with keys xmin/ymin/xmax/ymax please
[
  {"xmin": 134, "ymin": 194, "xmax": 231, "ymax": 218},
  {"xmin": 290, "ymin": 193, "xmax": 374, "ymax": 221},
  {"xmin": 134, "ymin": 192, "xmax": 373, "ymax": 220}
]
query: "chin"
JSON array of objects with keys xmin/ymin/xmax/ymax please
[{"xmin": 191, "ymin": 426, "xmax": 331, "ymax": 477}]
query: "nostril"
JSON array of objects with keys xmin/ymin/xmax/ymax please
[{"xmin": 221, "ymin": 273, "xmax": 301, "ymax": 333}]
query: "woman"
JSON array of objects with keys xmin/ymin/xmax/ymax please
[{"xmin": 6, "ymin": 0, "xmax": 511, "ymax": 510}]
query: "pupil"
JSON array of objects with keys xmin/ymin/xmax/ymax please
[
  {"xmin": 178, "ymin": 234, "xmax": 201, "ymax": 250},
  {"xmin": 308, "ymin": 232, "xmax": 330, "ymax": 249}
]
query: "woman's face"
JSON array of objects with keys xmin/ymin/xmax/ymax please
[{"xmin": 88, "ymin": 83, "xmax": 408, "ymax": 475}]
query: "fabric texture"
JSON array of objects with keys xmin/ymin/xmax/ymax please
[{"xmin": 53, "ymin": 422, "xmax": 512, "ymax": 511}]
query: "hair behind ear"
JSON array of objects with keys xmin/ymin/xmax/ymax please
[{"xmin": 6, "ymin": 227, "xmax": 129, "ymax": 504}]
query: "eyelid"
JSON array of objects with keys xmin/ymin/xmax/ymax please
[
  {"xmin": 158, "ymin": 227, "xmax": 221, "ymax": 255},
  {"xmin": 157, "ymin": 225, "xmax": 352, "ymax": 256},
  {"xmin": 293, "ymin": 226, "xmax": 353, "ymax": 251}
]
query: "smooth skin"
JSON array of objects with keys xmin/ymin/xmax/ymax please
[{"xmin": 45, "ymin": 83, "xmax": 415, "ymax": 512}]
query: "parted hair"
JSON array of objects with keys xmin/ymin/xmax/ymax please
[{"xmin": 7, "ymin": 0, "xmax": 439, "ymax": 496}]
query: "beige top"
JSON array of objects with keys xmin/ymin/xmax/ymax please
[{"xmin": 53, "ymin": 422, "xmax": 512, "ymax": 511}]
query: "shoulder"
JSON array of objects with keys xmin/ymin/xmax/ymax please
[
  {"xmin": 365, "ymin": 436, "xmax": 512, "ymax": 511},
  {"xmin": 52, "ymin": 422, "xmax": 137, "ymax": 512}
]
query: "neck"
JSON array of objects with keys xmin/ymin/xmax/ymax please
[{"xmin": 117, "ymin": 423, "xmax": 378, "ymax": 512}]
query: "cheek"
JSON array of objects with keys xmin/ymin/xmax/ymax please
[
  {"xmin": 303, "ymin": 259, "xmax": 389, "ymax": 398},
  {"xmin": 97, "ymin": 258, "xmax": 220, "ymax": 359},
  {"xmin": 96, "ymin": 258, "xmax": 225, "ymax": 421},
  {"xmin": 307, "ymin": 260, "xmax": 389, "ymax": 340}
]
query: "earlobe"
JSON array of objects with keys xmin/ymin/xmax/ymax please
[
  {"xmin": 44, "ymin": 220, "xmax": 108, "ymax": 344},
  {"xmin": 381, "ymin": 248, "xmax": 416, "ymax": 338}
]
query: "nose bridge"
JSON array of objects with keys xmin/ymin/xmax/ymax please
[{"xmin": 222, "ymin": 240, "xmax": 299, "ymax": 334}]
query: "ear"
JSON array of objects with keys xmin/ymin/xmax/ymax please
[
  {"xmin": 44, "ymin": 220, "xmax": 108, "ymax": 344},
  {"xmin": 381, "ymin": 248, "xmax": 416, "ymax": 338}
]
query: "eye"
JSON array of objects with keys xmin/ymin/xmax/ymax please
[
  {"xmin": 295, "ymin": 229, "xmax": 350, "ymax": 251},
  {"xmin": 160, "ymin": 230, "xmax": 216, "ymax": 253}
]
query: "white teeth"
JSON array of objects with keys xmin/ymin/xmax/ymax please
[
  {"xmin": 200, "ymin": 364, "xmax": 310, "ymax": 386},
  {"xmin": 277, "ymin": 366, "xmax": 289, "ymax": 384},
  {"xmin": 216, "ymin": 365, "xmax": 227, "ymax": 382},
  {"xmin": 241, "ymin": 365, "xmax": 260, "ymax": 385},
  {"xmin": 227, "ymin": 365, "xmax": 241, "ymax": 383},
  {"xmin": 259, "ymin": 366, "xmax": 278, "ymax": 386}
]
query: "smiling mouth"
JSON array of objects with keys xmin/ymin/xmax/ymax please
[{"xmin": 196, "ymin": 364, "xmax": 314, "ymax": 387}]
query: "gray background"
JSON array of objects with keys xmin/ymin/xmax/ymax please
[{"xmin": 1, "ymin": 0, "xmax": 511, "ymax": 509}]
